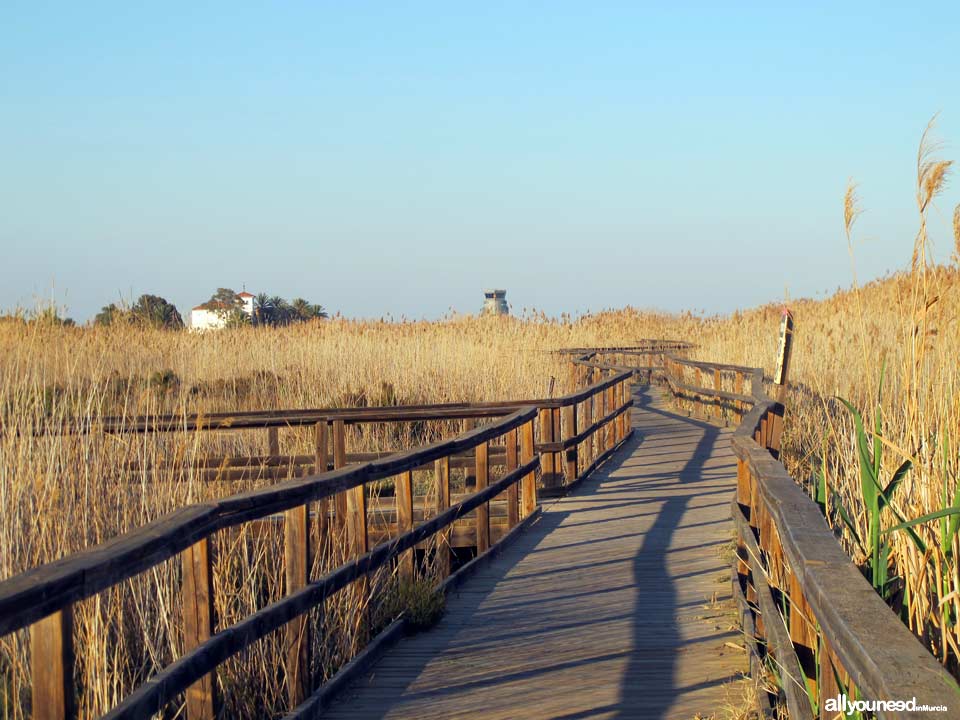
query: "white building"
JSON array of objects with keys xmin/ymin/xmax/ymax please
[{"xmin": 190, "ymin": 291, "xmax": 254, "ymax": 330}]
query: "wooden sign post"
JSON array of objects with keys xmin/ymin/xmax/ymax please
[
  {"xmin": 774, "ymin": 309, "xmax": 794, "ymax": 403},
  {"xmin": 770, "ymin": 309, "xmax": 794, "ymax": 455}
]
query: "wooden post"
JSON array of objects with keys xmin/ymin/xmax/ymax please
[
  {"xmin": 770, "ymin": 309, "xmax": 794, "ymax": 455},
  {"xmin": 463, "ymin": 418, "xmax": 476, "ymax": 488},
  {"xmin": 551, "ymin": 407, "xmax": 562, "ymax": 486},
  {"xmin": 315, "ymin": 421, "xmax": 329, "ymax": 563},
  {"xmin": 734, "ymin": 371, "xmax": 745, "ymax": 419},
  {"xmin": 582, "ymin": 396, "xmax": 593, "ymax": 473},
  {"xmin": 332, "ymin": 420, "xmax": 348, "ymax": 545},
  {"xmin": 616, "ymin": 380, "xmax": 627, "ymax": 442},
  {"xmin": 735, "ymin": 462, "xmax": 751, "ymax": 582},
  {"xmin": 611, "ymin": 382, "xmax": 621, "ymax": 442},
  {"xmin": 182, "ymin": 538, "xmax": 217, "ymax": 720},
  {"xmin": 592, "ymin": 383, "xmax": 602, "ymax": 464},
  {"xmin": 605, "ymin": 385, "xmax": 615, "ymax": 450},
  {"xmin": 713, "ymin": 368, "xmax": 722, "ymax": 420},
  {"xmin": 538, "ymin": 408, "xmax": 556, "ymax": 491},
  {"xmin": 434, "ymin": 457, "xmax": 451, "ymax": 577},
  {"xmin": 562, "ymin": 404, "xmax": 577, "ymax": 487},
  {"xmin": 788, "ymin": 573, "xmax": 819, "ymax": 704},
  {"xmin": 520, "ymin": 420, "xmax": 537, "ymax": 517},
  {"xmin": 345, "ymin": 474, "xmax": 369, "ymax": 648},
  {"xmin": 396, "ymin": 470, "xmax": 415, "ymax": 579},
  {"xmin": 774, "ymin": 309, "xmax": 795, "ymax": 403},
  {"xmin": 475, "ymin": 440, "xmax": 490, "ymax": 553},
  {"xmin": 30, "ymin": 608, "xmax": 75, "ymax": 720},
  {"xmin": 625, "ymin": 377, "xmax": 633, "ymax": 434},
  {"xmin": 284, "ymin": 502, "xmax": 310, "ymax": 706},
  {"xmin": 267, "ymin": 426, "xmax": 280, "ymax": 456},
  {"xmin": 820, "ymin": 638, "xmax": 840, "ymax": 710},
  {"xmin": 505, "ymin": 428, "xmax": 520, "ymax": 529}
]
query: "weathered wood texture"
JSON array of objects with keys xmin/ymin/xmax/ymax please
[
  {"xmin": 663, "ymin": 347, "xmax": 960, "ymax": 719},
  {"xmin": 324, "ymin": 386, "xmax": 746, "ymax": 719}
]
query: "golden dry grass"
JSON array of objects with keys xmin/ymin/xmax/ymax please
[{"xmin": 0, "ymin": 311, "xmax": 700, "ymax": 717}]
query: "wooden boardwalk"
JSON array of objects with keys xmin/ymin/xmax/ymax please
[{"xmin": 326, "ymin": 386, "xmax": 747, "ymax": 719}]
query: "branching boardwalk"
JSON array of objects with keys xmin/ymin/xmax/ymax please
[{"xmin": 326, "ymin": 387, "xmax": 747, "ymax": 719}]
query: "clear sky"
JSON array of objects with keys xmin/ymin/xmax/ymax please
[{"xmin": 2, "ymin": 2, "xmax": 959, "ymax": 322}]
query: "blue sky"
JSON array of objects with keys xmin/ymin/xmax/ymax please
[{"xmin": 2, "ymin": 3, "xmax": 959, "ymax": 321}]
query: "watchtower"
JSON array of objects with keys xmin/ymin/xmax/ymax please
[{"xmin": 481, "ymin": 289, "xmax": 509, "ymax": 316}]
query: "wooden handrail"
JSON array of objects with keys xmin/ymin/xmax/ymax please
[
  {"xmin": 102, "ymin": 457, "xmax": 540, "ymax": 719},
  {"xmin": 659, "ymin": 342, "xmax": 960, "ymax": 717},
  {"xmin": 32, "ymin": 370, "xmax": 634, "ymax": 436},
  {"xmin": 3, "ymin": 349, "xmax": 643, "ymax": 719},
  {"xmin": 0, "ymin": 408, "xmax": 537, "ymax": 637}
]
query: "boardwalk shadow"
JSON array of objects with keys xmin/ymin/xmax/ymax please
[
  {"xmin": 615, "ymin": 387, "xmax": 723, "ymax": 719},
  {"xmin": 325, "ymin": 384, "xmax": 736, "ymax": 719}
]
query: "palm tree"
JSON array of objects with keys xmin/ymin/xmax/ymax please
[
  {"xmin": 269, "ymin": 296, "xmax": 291, "ymax": 325},
  {"xmin": 253, "ymin": 293, "xmax": 273, "ymax": 326},
  {"xmin": 290, "ymin": 298, "xmax": 312, "ymax": 322}
]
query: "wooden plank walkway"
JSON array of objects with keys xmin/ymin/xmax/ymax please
[{"xmin": 325, "ymin": 386, "xmax": 747, "ymax": 719}]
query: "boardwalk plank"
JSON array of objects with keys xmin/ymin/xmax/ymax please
[{"xmin": 323, "ymin": 387, "xmax": 746, "ymax": 719}]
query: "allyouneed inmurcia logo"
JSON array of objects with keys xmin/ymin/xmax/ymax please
[{"xmin": 822, "ymin": 694, "xmax": 948, "ymax": 714}]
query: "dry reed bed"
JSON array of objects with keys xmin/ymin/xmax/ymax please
[{"xmin": 0, "ymin": 312, "xmax": 695, "ymax": 717}]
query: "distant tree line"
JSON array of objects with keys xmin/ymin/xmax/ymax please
[
  {"xmin": 95, "ymin": 295, "xmax": 184, "ymax": 329},
  {"xmin": 91, "ymin": 289, "xmax": 329, "ymax": 329},
  {"xmin": 251, "ymin": 292, "xmax": 328, "ymax": 326}
]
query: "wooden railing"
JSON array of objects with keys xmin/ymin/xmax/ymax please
[
  {"xmin": 0, "ymin": 355, "xmax": 637, "ymax": 719},
  {"xmin": 660, "ymin": 321, "xmax": 959, "ymax": 718}
]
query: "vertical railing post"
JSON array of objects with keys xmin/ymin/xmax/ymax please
[
  {"xmin": 332, "ymin": 420, "xmax": 348, "ymax": 544},
  {"xmin": 735, "ymin": 458, "xmax": 751, "ymax": 583},
  {"xmin": 788, "ymin": 572, "xmax": 819, "ymax": 706},
  {"xmin": 605, "ymin": 383, "xmax": 615, "ymax": 451},
  {"xmin": 30, "ymin": 608, "xmax": 75, "ymax": 720},
  {"xmin": 538, "ymin": 408, "xmax": 556, "ymax": 491},
  {"xmin": 475, "ymin": 440, "xmax": 490, "ymax": 553},
  {"xmin": 583, "ymin": 393, "xmax": 594, "ymax": 472},
  {"xmin": 611, "ymin": 381, "xmax": 620, "ymax": 442},
  {"xmin": 182, "ymin": 538, "xmax": 217, "ymax": 720},
  {"xmin": 284, "ymin": 499, "xmax": 310, "ymax": 706},
  {"xmin": 551, "ymin": 407, "xmax": 562, "ymax": 486},
  {"xmin": 434, "ymin": 457, "xmax": 451, "ymax": 578},
  {"xmin": 267, "ymin": 426, "xmax": 280, "ymax": 456},
  {"xmin": 505, "ymin": 428, "xmax": 520, "ymax": 529},
  {"xmin": 520, "ymin": 420, "xmax": 537, "ymax": 517},
  {"xmin": 396, "ymin": 470, "xmax": 415, "ymax": 579},
  {"xmin": 462, "ymin": 418, "xmax": 476, "ymax": 488},
  {"xmin": 820, "ymin": 638, "xmax": 841, "ymax": 710},
  {"xmin": 345, "ymin": 472, "xmax": 369, "ymax": 650},
  {"xmin": 562, "ymin": 403, "xmax": 577, "ymax": 487},
  {"xmin": 623, "ymin": 375, "xmax": 633, "ymax": 435},
  {"xmin": 734, "ymin": 371, "xmax": 745, "ymax": 419},
  {"xmin": 616, "ymin": 379, "xmax": 626, "ymax": 440},
  {"xmin": 592, "ymin": 382, "xmax": 602, "ymax": 462},
  {"xmin": 314, "ymin": 421, "xmax": 329, "ymax": 563},
  {"xmin": 713, "ymin": 368, "xmax": 722, "ymax": 420}
]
